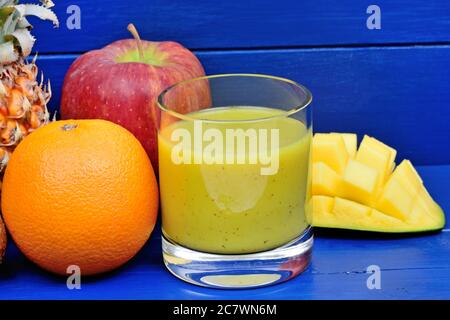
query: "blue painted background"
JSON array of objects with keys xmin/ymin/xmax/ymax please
[
  {"xmin": 1, "ymin": 0, "xmax": 450, "ymax": 300},
  {"xmin": 30, "ymin": 0, "xmax": 450, "ymax": 165}
]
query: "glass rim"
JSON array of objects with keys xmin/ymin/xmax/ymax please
[{"xmin": 157, "ymin": 73, "xmax": 313, "ymax": 123}]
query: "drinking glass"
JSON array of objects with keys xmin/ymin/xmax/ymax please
[{"xmin": 157, "ymin": 74, "xmax": 313, "ymax": 288}]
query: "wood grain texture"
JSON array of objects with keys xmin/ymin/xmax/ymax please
[
  {"xmin": 31, "ymin": 0, "xmax": 450, "ymax": 53},
  {"xmin": 3, "ymin": 0, "xmax": 447, "ymax": 300},
  {"xmin": 0, "ymin": 165, "xmax": 448, "ymax": 299},
  {"xmin": 38, "ymin": 45, "xmax": 450, "ymax": 165}
]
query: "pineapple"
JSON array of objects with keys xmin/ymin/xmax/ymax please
[{"xmin": 0, "ymin": 0, "xmax": 58, "ymax": 187}]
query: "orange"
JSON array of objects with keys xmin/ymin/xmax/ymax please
[{"xmin": 1, "ymin": 119, "xmax": 158, "ymax": 275}]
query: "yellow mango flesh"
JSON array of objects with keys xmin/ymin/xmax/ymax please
[
  {"xmin": 311, "ymin": 162, "xmax": 341, "ymax": 197},
  {"xmin": 356, "ymin": 135, "xmax": 396, "ymax": 185},
  {"xmin": 332, "ymin": 133, "xmax": 357, "ymax": 158},
  {"xmin": 376, "ymin": 177, "xmax": 415, "ymax": 220},
  {"xmin": 311, "ymin": 133, "xmax": 445, "ymax": 233},
  {"xmin": 393, "ymin": 160, "xmax": 422, "ymax": 196},
  {"xmin": 309, "ymin": 195, "xmax": 335, "ymax": 225},
  {"xmin": 312, "ymin": 196, "xmax": 409, "ymax": 232},
  {"xmin": 341, "ymin": 159, "xmax": 379, "ymax": 206},
  {"xmin": 333, "ymin": 197, "xmax": 371, "ymax": 225},
  {"xmin": 312, "ymin": 133, "xmax": 349, "ymax": 174}
]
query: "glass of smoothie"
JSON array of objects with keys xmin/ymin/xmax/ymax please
[{"xmin": 157, "ymin": 74, "xmax": 313, "ymax": 288}]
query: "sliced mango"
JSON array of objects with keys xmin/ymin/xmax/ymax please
[
  {"xmin": 312, "ymin": 196, "xmax": 403, "ymax": 232},
  {"xmin": 406, "ymin": 187, "xmax": 445, "ymax": 228},
  {"xmin": 341, "ymin": 159, "xmax": 379, "ymax": 206},
  {"xmin": 332, "ymin": 133, "xmax": 357, "ymax": 158},
  {"xmin": 312, "ymin": 133, "xmax": 349, "ymax": 174},
  {"xmin": 312, "ymin": 162, "xmax": 341, "ymax": 197},
  {"xmin": 312, "ymin": 195, "xmax": 443, "ymax": 233},
  {"xmin": 309, "ymin": 195, "xmax": 335, "ymax": 225},
  {"xmin": 356, "ymin": 135, "xmax": 396, "ymax": 184},
  {"xmin": 311, "ymin": 132, "xmax": 445, "ymax": 233},
  {"xmin": 333, "ymin": 197, "xmax": 371, "ymax": 225},
  {"xmin": 368, "ymin": 209, "xmax": 406, "ymax": 230},
  {"xmin": 313, "ymin": 195, "xmax": 334, "ymax": 213},
  {"xmin": 392, "ymin": 160, "xmax": 422, "ymax": 196},
  {"xmin": 376, "ymin": 177, "xmax": 414, "ymax": 221}
]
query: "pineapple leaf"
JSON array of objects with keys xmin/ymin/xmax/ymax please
[
  {"xmin": 1, "ymin": 8, "xmax": 18, "ymax": 37},
  {"xmin": 15, "ymin": 4, "xmax": 59, "ymax": 27},
  {"xmin": 0, "ymin": 7, "xmax": 15, "ymax": 27},
  {"xmin": 0, "ymin": 40, "xmax": 18, "ymax": 63},
  {"xmin": 0, "ymin": 1, "xmax": 58, "ymax": 62},
  {"xmin": 17, "ymin": 15, "xmax": 29, "ymax": 28},
  {"xmin": 40, "ymin": 0, "xmax": 54, "ymax": 8},
  {"xmin": 6, "ymin": 28, "xmax": 35, "ymax": 56},
  {"xmin": 0, "ymin": 1, "xmax": 18, "ymax": 7}
]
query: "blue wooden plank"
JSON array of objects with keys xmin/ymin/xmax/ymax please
[
  {"xmin": 36, "ymin": 45, "xmax": 450, "ymax": 165},
  {"xmin": 2, "ymin": 234, "xmax": 450, "ymax": 300},
  {"xmin": 0, "ymin": 165, "xmax": 449, "ymax": 299},
  {"xmin": 31, "ymin": 0, "xmax": 450, "ymax": 53}
]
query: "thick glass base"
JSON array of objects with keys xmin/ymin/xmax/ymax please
[{"xmin": 162, "ymin": 227, "xmax": 313, "ymax": 289}]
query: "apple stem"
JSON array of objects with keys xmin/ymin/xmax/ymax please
[{"xmin": 127, "ymin": 23, "xmax": 145, "ymax": 61}]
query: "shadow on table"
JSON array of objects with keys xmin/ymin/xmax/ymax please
[{"xmin": 313, "ymin": 227, "xmax": 443, "ymax": 240}]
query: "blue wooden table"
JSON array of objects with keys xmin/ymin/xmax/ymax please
[
  {"xmin": 1, "ymin": 0, "xmax": 450, "ymax": 299},
  {"xmin": 0, "ymin": 165, "xmax": 448, "ymax": 299}
]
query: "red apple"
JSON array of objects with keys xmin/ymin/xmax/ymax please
[{"xmin": 61, "ymin": 24, "xmax": 210, "ymax": 171}]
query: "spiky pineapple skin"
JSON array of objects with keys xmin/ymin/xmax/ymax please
[
  {"xmin": 0, "ymin": 0, "xmax": 57, "ymax": 185},
  {"xmin": 0, "ymin": 1, "xmax": 57, "ymax": 262},
  {"xmin": 0, "ymin": 58, "xmax": 51, "ymax": 177}
]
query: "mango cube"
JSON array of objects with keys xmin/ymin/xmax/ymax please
[
  {"xmin": 417, "ymin": 187, "xmax": 441, "ymax": 215},
  {"xmin": 411, "ymin": 187, "xmax": 444, "ymax": 228},
  {"xmin": 389, "ymin": 161, "xmax": 396, "ymax": 175},
  {"xmin": 356, "ymin": 135, "xmax": 396, "ymax": 184},
  {"xmin": 312, "ymin": 195, "xmax": 334, "ymax": 213},
  {"xmin": 332, "ymin": 197, "xmax": 371, "ymax": 224},
  {"xmin": 312, "ymin": 133, "xmax": 349, "ymax": 174},
  {"xmin": 341, "ymin": 159, "xmax": 379, "ymax": 206},
  {"xmin": 367, "ymin": 209, "xmax": 408, "ymax": 232},
  {"xmin": 370, "ymin": 208, "xmax": 403, "ymax": 226},
  {"xmin": 312, "ymin": 162, "xmax": 341, "ymax": 196},
  {"xmin": 391, "ymin": 160, "xmax": 422, "ymax": 196},
  {"xmin": 376, "ymin": 177, "xmax": 414, "ymax": 220},
  {"xmin": 331, "ymin": 133, "xmax": 357, "ymax": 158},
  {"xmin": 311, "ymin": 196, "xmax": 336, "ymax": 226},
  {"xmin": 408, "ymin": 195, "xmax": 437, "ymax": 227}
]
